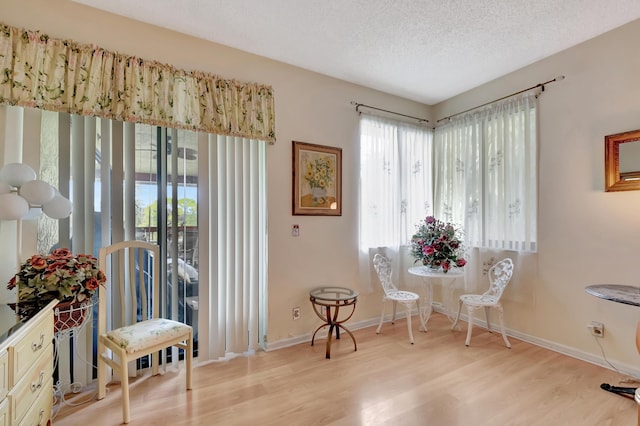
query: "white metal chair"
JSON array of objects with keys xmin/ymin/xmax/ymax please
[
  {"xmin": 97, "ymin": 240, "xmax": 193, "ymax": 424},
  {"xmin": 373, "ymin": 253, "xmax": 421, "ymax": 344},
  {"xmin": 452, "ymin": 258, "xmax": 513, "ymax": 348}
]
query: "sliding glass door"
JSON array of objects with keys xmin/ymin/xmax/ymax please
[
  {"xmin": 132, "ymin": 124, "xmax": 200, "ymax": 357},
  {"xmin": 1, "ymin": 104, "xmax": 268, "ymax": 390}
]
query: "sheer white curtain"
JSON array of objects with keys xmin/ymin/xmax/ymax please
[
  {"xmin": 359, "ymin": 113, "xmax": 433, "ymax": 289},
  {"xmin": 433, "ymin": 115, "xmax": 481, "ymax": 230},
  {"xmin": 434, "ymin": 93, "xmax": 537, "ymax": 252},
  {"xmin": 434, "ymin": 94, "xmax": 538, "ymax": 297}
]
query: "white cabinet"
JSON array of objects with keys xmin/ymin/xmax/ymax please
[
  {"xmin": 0, "ymin": 300, "xmax": 56, "ymax": 426},
  {"xmin": 0, "ymin": 397, "xmax": 8, "ymax": 426}
]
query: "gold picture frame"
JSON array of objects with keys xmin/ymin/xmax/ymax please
[
  {"xmin": 292, "ymin": 141, "xmax": 342, "ymax": 216},
  {"xmin": 605, "ymin": 128, "xmax": 640, "ymax": 191}
]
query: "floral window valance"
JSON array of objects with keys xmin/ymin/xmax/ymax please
[{"xmin": 0, "ymin": 23, "xmax": 276, "ymax": 143}]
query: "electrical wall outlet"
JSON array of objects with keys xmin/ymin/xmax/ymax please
[
  {"xmin": 588, "ymin": 321, "xmax": 604, "ymax": 337},
  {"xmin": 292, "ymin": 307, "xmax": 301, "ymax": 320}
]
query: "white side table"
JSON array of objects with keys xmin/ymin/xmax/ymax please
[{"xmin": 408, "ymin": 266, "xmax": 465, "ymax": 330}]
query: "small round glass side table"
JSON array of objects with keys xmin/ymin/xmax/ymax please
[{"xmin": 309, "ymin": 286, "xmax": 358, "ymax": 359}]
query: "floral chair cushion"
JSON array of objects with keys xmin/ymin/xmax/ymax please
[{"xmin": 106, "ymin": 318, "xmax": 191, "ymax": 353}]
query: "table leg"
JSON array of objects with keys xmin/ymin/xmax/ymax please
[
  {"xmin": 311, "ymin": 306, "xmax": 328, "ymax": 346},
  {"xmin": 311, "ymin": 323, "xmax": 325, "ymax": 346},
  {"xmin": 416, "ymin": 298, "xmax": 427, "ymax": 332},
  {"xmin": 419, "ymin": 281, "xmax": 434, "ymax": 331},
  {"xmin": 440, "ymin": 277, "xmax": 458, "ymax": 323},
  {"xmin": 336, "ymin": 324, "xmax": 357, "ymax": 352},
  {"xmin": 326, "ymin": 323, "xmax": 334, "ymax": 359},
  {"xmin": 330, "ymin": 305, "xmax": 341, "ymax": 340}
]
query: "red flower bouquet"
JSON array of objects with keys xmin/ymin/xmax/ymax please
[{"xmin": 410, "ymin": 216, "xmax": 467, "ymax": 273}]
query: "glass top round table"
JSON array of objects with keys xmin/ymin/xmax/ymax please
[
  {"xmin": 308, "ymin": 286, "xmax": 358, "ymax": 359},
  {"xmin": 309, "ymin": 286, "xmax": 359, "ymax": 303}
]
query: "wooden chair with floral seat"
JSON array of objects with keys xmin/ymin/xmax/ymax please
[{"xmin": 97, "ymin": 240, "xmax": 193, "ymax": 424}]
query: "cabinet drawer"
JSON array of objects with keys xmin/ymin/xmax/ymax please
[
  {"xmin": 0, "ymin": 350, "xmax": 6, "ymax": 400},
  {"xmin": 8, "ymin": 349, "xmax": 53, "ymax": 425},
  {"xmin": 9, "ymin": 309, "xmax": 54, "ymax": 386},
  {"xmin": 0, "ymin": 396, "xmax": 8, "ymax": 426},
  {"xmin": 17, "ymin": 377, "xmax": 52, "ymax": 426}
]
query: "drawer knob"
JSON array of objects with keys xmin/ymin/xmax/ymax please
[
  {"xmin": 38, "ymin": 408, "xmax": 45, "ymax": 425},
  {"xmin": 30, "ymin": 371, "xmax": 44, "ymax": 392},
  {"xmin": 31, "ymin": 333, "xmax": 45, "ymax": 351}
]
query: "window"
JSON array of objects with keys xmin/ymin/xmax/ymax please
[
  {"xmin": 433, "ymin": 93, "xmax": 537, "ymax": 252},
  {"xmin": 359, "ymin": 114, "xmax": 433, "ymax": 251}
]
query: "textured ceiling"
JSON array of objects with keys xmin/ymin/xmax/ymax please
[{"xmin": 73, "ymin": 0, "xmax": 640, "ymax": 105}]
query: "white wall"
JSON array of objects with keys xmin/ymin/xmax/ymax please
[
  {"xmin": 4, "ymin": 0, "xmax": 640, "ymax": 373},
  {"xmin": 434, "ymin": 19, "xmax": 640, "ymax": 372},
  {"xmin": 0, "ymin": 0, "xmax": 430, "ymax": 343}
]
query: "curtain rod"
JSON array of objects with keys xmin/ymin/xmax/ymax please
[
  {"xmin": 436, "ymin": 75, "xmax": 565, "ymax": 124},
  {"xmin": 351, "ymin": 101, "xmax": 429, "ymax": 123}
]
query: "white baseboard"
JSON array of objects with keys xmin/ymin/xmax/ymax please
[
  {"xmin": 265, "ymin": 307, "xmax": 640, "ymax": 378},
  {"xmin": 266, "ymin": 316, "xmax": 381, "ymax": 351},
  {"xmin": 504, "ymin": 326, "xmax": 640, "ymax": 378}
]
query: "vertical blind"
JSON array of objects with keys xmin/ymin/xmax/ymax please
[
  {"xmin": 0, "ymin": 105, "xmax": 269, "ymax": 391},
  {"xmin": 198, "ymin": 135, "xmax": 267, "ymax": 360}
]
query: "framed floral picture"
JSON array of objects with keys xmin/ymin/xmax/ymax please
[{"xmin": 292, "ymin": 141, "xmax": 342, "ymax": 216}]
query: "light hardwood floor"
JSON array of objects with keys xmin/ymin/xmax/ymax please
[{"xmin": 53, "ymin": 313, "xmax": 637, "ymax": 425}]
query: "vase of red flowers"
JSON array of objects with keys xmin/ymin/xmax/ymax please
[{"xmin": 409, "ymin": 216, "xmax": 467, "ymax": 273}]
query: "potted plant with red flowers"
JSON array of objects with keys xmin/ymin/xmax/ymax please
[{"xmin": 7, "ymin": 248, "xmax": 106, "ymax": 331}]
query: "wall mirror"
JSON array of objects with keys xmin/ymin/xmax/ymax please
[{"xmin": 605, "ymin": 129, "xmax": 640, "ymax": 191}]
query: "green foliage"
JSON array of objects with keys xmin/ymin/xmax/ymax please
[{"xmin": 137, "ymin": 197, "xmax": 197, "ymax": 227}]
